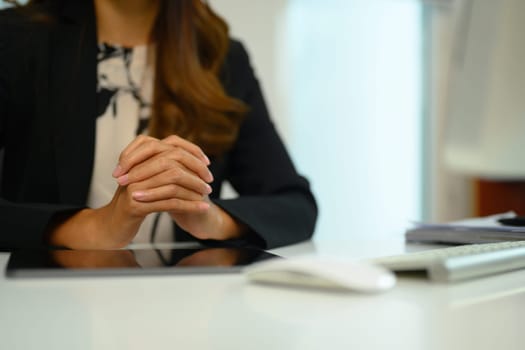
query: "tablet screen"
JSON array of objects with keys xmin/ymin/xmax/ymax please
[{"xmin": 5, "ymin": 246, "xmax": 280, "ymax": 278}]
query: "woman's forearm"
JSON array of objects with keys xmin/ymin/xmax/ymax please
[{"xmin": 47, "ymin": 205, "xmax": 143, "ymax": 250}]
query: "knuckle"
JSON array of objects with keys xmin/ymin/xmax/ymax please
[
  {"xmin": 137, "ymin": 134, "xmax": 150, "ymax": 142},
  {"xmin": 168, "ymin": 184, "xmax": 179, "ymax": 195},
  {"xmin": 170, "ymin": 149, "xmax": 183, "ymax": 162},
  {"xmin": 167, "ymin": 198, "xmax": 182, "ymax": 211},
  {"xmin": 156, "ymin": 156, "xmax": 172, "ymax": 170},
  {"xmin": 188, "ymin": 191, "xmax": 201, "ymax": 201},
  {"xmin": 194, "ymin": 144, "xmax": 204, "ymax": 153},
  {"xmin": 144, "ymin": 140, "xmax": 158, "ymax": 152},
  {"xmin": 118, "ymin": 151, "xmax": 129, "ymax": 164},
  {"xmin": 165, "ymin": 135, "xmax": 179, "ymax": 143},
  {"xmin": 168, "ymin": 168, "xmax": 183, "ymax": 182}
]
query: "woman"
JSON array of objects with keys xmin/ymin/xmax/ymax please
[{"xmin": 0, "ymin": 0, "xmax": 317, "ymax": 250}]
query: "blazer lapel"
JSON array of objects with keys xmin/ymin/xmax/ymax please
[{"xmin": 50, "ymin": 1, "xmax": 97, "ymax": 205}]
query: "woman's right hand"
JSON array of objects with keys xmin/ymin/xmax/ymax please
[
  {"xmin": 111, "ymin": 134, "xmax": 213, "ymax": 215},
  {"xmin": 48, "ymin": 135, "xmax": 213, "ymax": 249}
]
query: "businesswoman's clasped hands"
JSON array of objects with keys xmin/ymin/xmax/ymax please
[
  {"xmin": 50, "ymin": 135, "xmax": 244, "ymax": 250},
  {"xmin": 113, "ymin": 134, "xmax": 214, "ymax": 217},
  {"xmin": 109, "ymin": 134, "xmax": 244, "ymax": 246}
]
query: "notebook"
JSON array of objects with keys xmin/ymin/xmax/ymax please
[{"xmin": 405, "ymin": 212, "xmax": 525, "ymax": 244}]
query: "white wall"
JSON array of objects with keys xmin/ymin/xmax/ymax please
[
  {"xmin": 212, "ymin": 0, "xmax": 424, "ymax": 241},
  {"xmin": 210, "ymin": 0, "xmax": 291, "ymax": 143}
]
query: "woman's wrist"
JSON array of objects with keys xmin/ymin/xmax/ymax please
[
  {"xmin": 96, "ymin": 202, "xmax": 144, "ymax": 247},
  {"xmin": 47, "ymin": 208, "xmax": 101, "ymax": 249},
  {"xmin": 47, "ymin": 204, "xmax": 143, "ymax": 249},
  {"xmin": 209, "ymin": 202, "xmax": 246, "ymax": 240}
]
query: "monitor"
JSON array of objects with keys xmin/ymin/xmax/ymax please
[{"xmin": 443, "ymin": 0, "xmax": 525, "ymax": 179}]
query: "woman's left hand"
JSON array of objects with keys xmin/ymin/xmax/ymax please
[
  {"xmin": 169, "ymin": 195, "xmax": 246, "ymax": 241},
  {"xmin": 115, "ymin": 135, "xmax": 246, "ymax": 241}
]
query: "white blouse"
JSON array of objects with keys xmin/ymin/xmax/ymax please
[{"xmin": 87, "ymin": 43, "xmax": 173, "ymax": 244}]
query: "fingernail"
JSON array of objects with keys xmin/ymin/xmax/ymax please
[
  {"xmin": 204, "ymin": 155, "xmax": 210, "ymax": 165},
  {"xmin": 198, "ymin": 202, "xmax": 210, "ymax": 210},
  {"xmin": 132, "ymin": 191, "xmax": 145, "ymax": 200},
  {"xmin": 117, "ymin": 174, "xmax": 129, "ymax": 186},
  {"xmin": 112, "ymin": 165, "xmax": 123, "ymax": 177},
  {"xmin": 207, "ymin": 172, "xmax": 214, "ymax": 183},
  {"xmin": 206, "ymin": 184, "xmax": 213, "ymax": 194}
]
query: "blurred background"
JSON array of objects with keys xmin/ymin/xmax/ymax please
[
  {"xmin": 2, "ymin": 0, "xmax": 523, "ymax": 243},
  {"xmin": 212, "ymin": 0, "xmax": 525, "ymax": 242}
]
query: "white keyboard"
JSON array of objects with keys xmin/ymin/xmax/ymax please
[{"xmin": 371, "ymin": 240, "xmax": 525, "ymax": 282}]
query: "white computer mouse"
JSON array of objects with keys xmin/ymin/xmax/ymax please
[{"xmin": 244, "ymin": 256, "xmax": 396, "ymax": 293}]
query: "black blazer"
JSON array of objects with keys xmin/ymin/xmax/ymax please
[{"xmin": 0, "ymin": 1, "xmax": 317, "ymax": 250}]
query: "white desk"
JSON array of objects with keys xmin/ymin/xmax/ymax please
[{"xmin": 1, "ymin": 238, "xmax": 524, "ymax": 350}]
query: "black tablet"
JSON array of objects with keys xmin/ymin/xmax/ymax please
[{"xmin": 5, "ymin": 246, "xmax": 280, "ymax": 278}]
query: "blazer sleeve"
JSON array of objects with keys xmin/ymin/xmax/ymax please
[
  {"xmin": 0, "ymin": 12, "xmax": 84, "ymax": 250},
  {"xmin": 0, "ymin": 15, "xmax": 8, "ymax": 152},
  {"xmin": 212, "ymin": 41, "xmax": 318, "ymax": 249}
]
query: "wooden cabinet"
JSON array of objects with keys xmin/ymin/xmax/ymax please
[{"xmin": 475, "ymin": 179, "xmax": 525, "ymax": 216}]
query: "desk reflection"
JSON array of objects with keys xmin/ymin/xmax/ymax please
[
  {"xmin": 176, "ymin": 248, "xmax": 241, "ymax": 267},
  {"xmin": 46, "ymin": 247, "xmax": 273, "ymax": 270},
  {"xmin": 132, "ymin": 247, "xmax": 244, "ymax": 269},
  {"xmin": 51, "ymin": 249, "xmax": 140, "ymax": 268},
  {"xmin": 6, "ymin": 246, "xmax": 278, "ymax": 277}
]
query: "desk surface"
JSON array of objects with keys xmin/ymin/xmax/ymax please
[{"xmin": 1, "ymin": 238, "xmax": 524, "ymax": 350}]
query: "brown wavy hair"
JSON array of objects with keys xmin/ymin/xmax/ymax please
[
  {"xmin": 151, "ymin": 0, "xmax": 247, "ymax": 155},
  {"xmin": 10, "ymin": 0, "xmax": 248, "ymax": 156}
]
